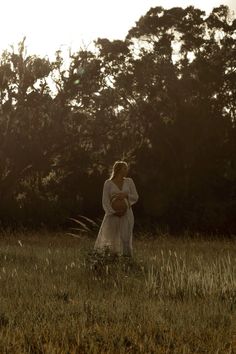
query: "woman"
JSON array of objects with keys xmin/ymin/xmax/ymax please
[{"xmin": 94, "ymin": 161, "xmax": 139, "ymax": 257}]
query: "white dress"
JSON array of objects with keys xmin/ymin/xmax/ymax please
[{"xmin": 94, "ymin": 177, "xmax": 139, "ymax": 256}]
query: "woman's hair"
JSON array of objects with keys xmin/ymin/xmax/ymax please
[{"xmin": 109, "ymin": 161, "xmax": 128, "ymax": 180}]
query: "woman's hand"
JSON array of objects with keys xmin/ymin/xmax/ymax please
[{"xmin": 116, "ymin": 192, "xmax": 128, "ymax": 200}]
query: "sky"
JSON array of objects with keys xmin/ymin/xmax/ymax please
[{"xmin": 0, "ymin": 0, "xmax": 235, "ymax": 59}]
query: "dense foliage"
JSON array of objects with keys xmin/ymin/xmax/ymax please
[{"xmin": 0, "ymin": 6, "xmax": 235, "ymax": 233}]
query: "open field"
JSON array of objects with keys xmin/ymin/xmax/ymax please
[{"xmin": 0, "ymin": 230, "xmax": 236, "ymax": 353}]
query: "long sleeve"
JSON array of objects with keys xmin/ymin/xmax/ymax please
[
  {"xmin": 102, "ymin": 180, "xmax": 115, "ymax": 215},
  {"xmin": 127, "ymin": 178, "xmax": 139, "ymax": 206}
]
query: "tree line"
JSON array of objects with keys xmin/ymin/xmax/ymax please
[{"xmin": 0, "ymin": 5, "xmax": 235, "ymax": 233}]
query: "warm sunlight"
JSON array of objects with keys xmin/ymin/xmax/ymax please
[
  {"xmin": 1, "ymin": 0, "xmax": 236, "ymax": 351},
  {"xmin": 0, "ymin": 0, "xmax": 234, "ymax": 58}
]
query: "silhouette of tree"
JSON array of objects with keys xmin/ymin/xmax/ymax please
[{"xmin": 0, "ymin": 6, "xmax": 235, "ymax": 232}]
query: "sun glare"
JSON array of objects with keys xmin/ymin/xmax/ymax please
[{"xmin": 0, "ymin": 0, "xmax": 234, "ymax": 58}]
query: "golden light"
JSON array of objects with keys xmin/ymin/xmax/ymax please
[{"xmin": 0, "ymin": 0, "xmax": 234, "ymax": 58}]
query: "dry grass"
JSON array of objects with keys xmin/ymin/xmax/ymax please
[{"xmin": 0, "ymin": 230, "xmax": 236, "ymax": 353}]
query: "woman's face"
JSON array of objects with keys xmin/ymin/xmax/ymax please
[{"xmin": 120, "ymin": 165, "xmax": 128, "ymax": 177}]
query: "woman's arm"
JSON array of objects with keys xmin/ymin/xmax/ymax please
[
  {"xmin": 102, "ymin": 180, "xmax": 115, "ymax": 215},
  {"xmin": 127, "ymin": 178, "xmax": 139, "ymax": 206}
]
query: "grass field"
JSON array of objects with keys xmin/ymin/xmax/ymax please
[{"xmin": 0, "ymin": 230, "xmax": 236, "ymax": 353}]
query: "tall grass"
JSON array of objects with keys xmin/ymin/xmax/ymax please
[{"xmin": 0, "ymin": 230, "xmax": 235, "ymax": 353}]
